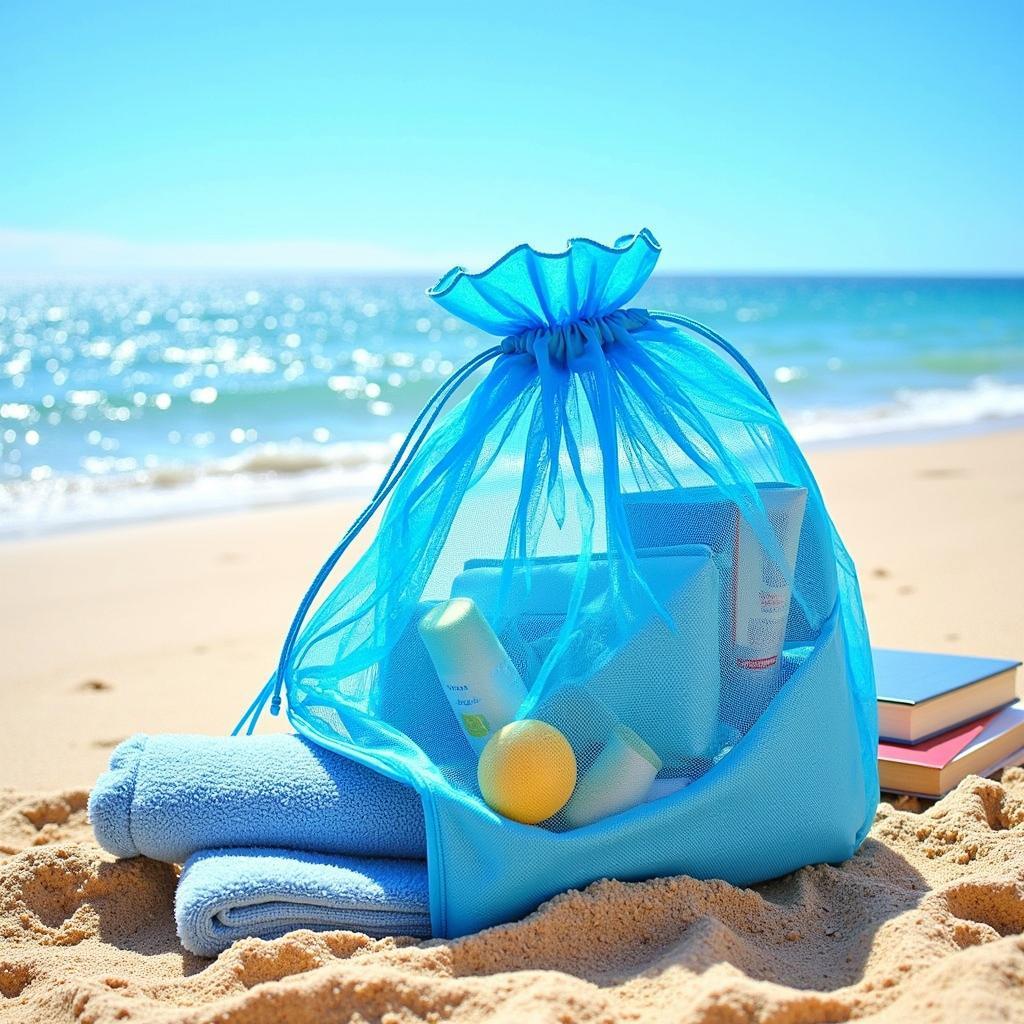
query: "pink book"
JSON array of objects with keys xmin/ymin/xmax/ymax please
[
  {"xmin": 879, "ymin": 703, "xmax": 1024, "ymax": 796},
  {"xmin": 878, "ymin": 712, "xmax": 997, "ymax": 768}
]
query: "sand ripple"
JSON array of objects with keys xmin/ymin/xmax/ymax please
[{"xmin": 1, "ymin": 774, "xmax": 1023, "ymax": 1023}]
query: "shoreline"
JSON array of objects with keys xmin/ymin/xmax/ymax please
[{"xmin": 4, "ymin": 417, "xmax": 1024, "ymax": 545}]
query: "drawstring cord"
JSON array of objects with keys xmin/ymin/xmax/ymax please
[
  {"xmin": 648, "ymin": 310, "xmax": 777, "ymax": 409},
  {"xmin": 501, "ymin": 308, "xmax": 650, "ymax": 361},
  {"xmin": 233, "ymin": 343, "xmax": 502, "ymax": 735}
]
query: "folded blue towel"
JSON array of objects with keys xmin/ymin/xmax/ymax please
[
  {"xmin": 89, "ymin": 733, "xmax": 427, "ymax": 863},
  {"xmin": 175, "ymin": 847, "xmax": 431, "ymax": 956}
]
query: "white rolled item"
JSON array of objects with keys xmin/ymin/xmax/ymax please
[{"xmin": 562, "ymin": 724, "xmax": 662, "ymax": 827}]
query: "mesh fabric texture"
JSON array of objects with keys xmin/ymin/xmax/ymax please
[{"xmin": 243, "ymin": 230, "xmax": 878, "ymax": 938}]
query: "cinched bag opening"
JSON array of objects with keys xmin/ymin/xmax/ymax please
[{"xmin": 238, "ymin": 230, "xmax": 878, "ymax": 938}]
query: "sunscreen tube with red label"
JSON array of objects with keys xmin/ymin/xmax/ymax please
[{"xmin": 730, "ymin": 486, "xmax": 807, "ymax": 710}]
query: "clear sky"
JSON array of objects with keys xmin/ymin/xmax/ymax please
[{"xmin": 2, "ymin": 1, "xmax": 1021, "ymax": 274}]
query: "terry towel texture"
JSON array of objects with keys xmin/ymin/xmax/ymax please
[
  {"xmin": 89, "ymin": 733, "xmax": 427, "ymax": 862},
  {"xmin": 175, "ymin": 848, "xmax": 431, "ymax": 956}
]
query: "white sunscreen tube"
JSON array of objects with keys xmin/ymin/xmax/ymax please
[
  {"xmin": 731, "ymin": 486, "xmax": 807, "ymax": 714},
  {"xmin": 418, "ymin": 597, "xmax": 527, "ymax": 754},
  {"xmin": 561, "ymin": 724, "xmax": 662, "ymax": 827}
]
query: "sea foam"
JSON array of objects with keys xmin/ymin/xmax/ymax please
[{"xmin": 2, "ymin": 379, "xmax": 1023, "ymax": 538}]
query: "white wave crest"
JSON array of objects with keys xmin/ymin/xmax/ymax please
[
  {"xmin": 3, "ymin": 378, "xmax": 1023, "ymax": 539},
  {"xmin": 785, "ymin": 377, "xmax": 1024, "ymax": 444},
  {"xmin": 0, "ymin": 439, "xmax": 400, "ymax": 539}
]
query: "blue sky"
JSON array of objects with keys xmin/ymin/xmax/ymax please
[{"xmin": 2, "ymin": 1, "xmax": 1021, "ymax": 274}]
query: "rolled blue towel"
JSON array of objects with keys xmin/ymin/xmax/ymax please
[
  {"xmin": 175, "ymin": 847, "xmax": 431, "ymax": 956},
  {"xmin": 89, "ymin": 733, "xmax": 427, "ymax": 863}
]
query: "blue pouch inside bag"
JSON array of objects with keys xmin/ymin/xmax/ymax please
[
  {"xmin": 237, "ymin": 230, "xmax": 878, "ymax": 939},
  {"xmin": 450, "ymin": 546, "xmax": 722, "ymax": 774}
]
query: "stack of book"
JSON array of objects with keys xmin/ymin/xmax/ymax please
[{"xmin": 874, "ymin": 649, "xmax": 1023, "ymax": 798}]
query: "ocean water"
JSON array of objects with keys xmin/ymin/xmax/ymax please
[{"xmin": 2, "ymin": 274, "xmax": 1022, "ymax": 537}]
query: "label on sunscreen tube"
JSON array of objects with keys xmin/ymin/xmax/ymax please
[{"xmin": 418, "ymin": 597, "xmax": 528, "ymax": 754}]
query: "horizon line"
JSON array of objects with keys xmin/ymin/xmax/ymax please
[
  {"xmin": 2, "ymin": 268, "xmax": 1023, "ymax": 282},
  {"xmin": 0, "ymin": 228, "xmax": 1022, "ymax": 280}
]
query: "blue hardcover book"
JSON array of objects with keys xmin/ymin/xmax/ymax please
[{"xmin": 873, "ymin": 648, "xmax": 1021, "ymax": 744}]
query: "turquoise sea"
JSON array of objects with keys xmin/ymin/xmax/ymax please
[{"xmin": 2, "ymin": 275, "xmax": 1022, "ymax": 537}]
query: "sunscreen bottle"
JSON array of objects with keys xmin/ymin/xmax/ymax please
[
  {"xmin": 418, "ymin": 597, "xmax": 527, "ymax": 753},
  {"xmin": 730, "ymin": 486, "xmax": 807, "ymax": 714}
]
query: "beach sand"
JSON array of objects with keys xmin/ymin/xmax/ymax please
[{"xmin": 1, "ymin": 427, "xmax": 1023, "ymax": 1022}]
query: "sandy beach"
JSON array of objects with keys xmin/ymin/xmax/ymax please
[{"xmin": 1, "ymin": 427, "xmax": 1023, "ymax": 1022}]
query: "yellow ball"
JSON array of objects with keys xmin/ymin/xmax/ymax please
[{"xmin": 477, "ymin": 720, "xmax": 577, "ymax": 825}]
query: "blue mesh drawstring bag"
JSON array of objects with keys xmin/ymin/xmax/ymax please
[{"xmin": 237, "ymin": 230, "xmax": 878, "ymax": 939}]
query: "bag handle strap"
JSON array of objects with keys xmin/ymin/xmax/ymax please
[
  {"xmin": 648, "ymin": 310, "xmax": 777, "ymax": 409},
  {"xmin": 233, "ymin": 344, "xmax": 502, "ymax": 735}
]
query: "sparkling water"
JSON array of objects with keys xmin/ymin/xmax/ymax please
[{"xmin": 2, "ymin": 274, "xmax": 1022, "ymax": 536}]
